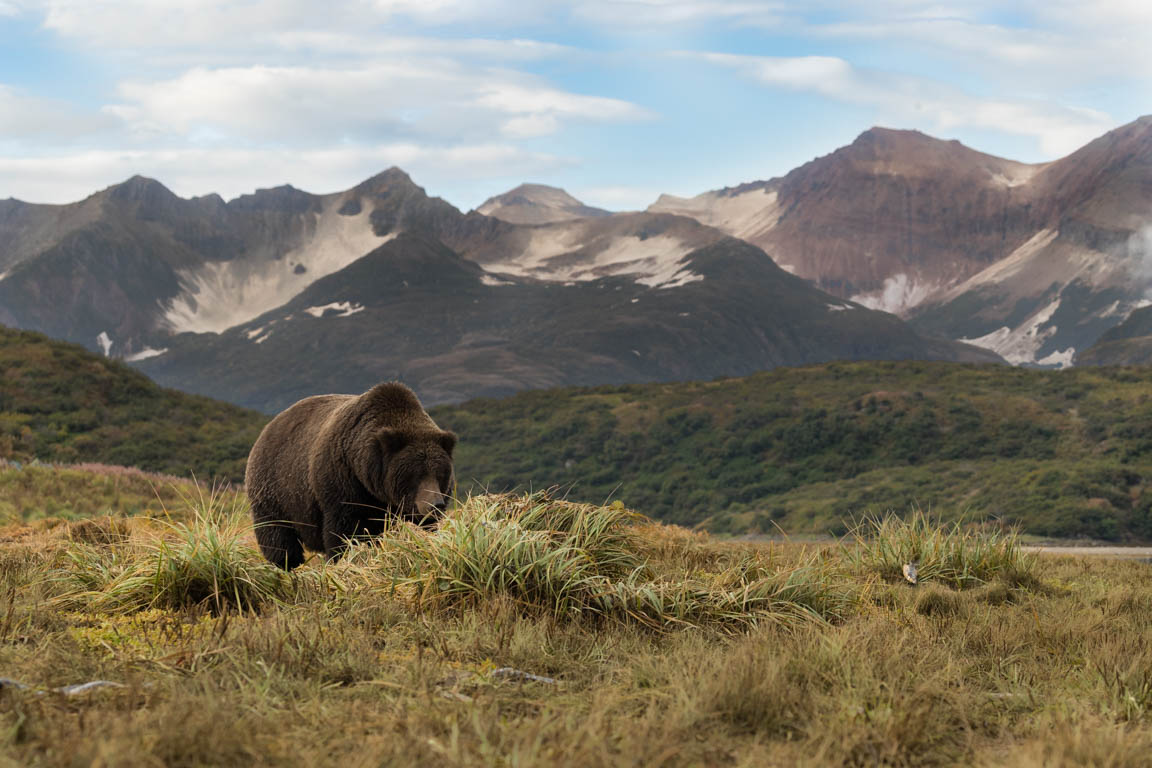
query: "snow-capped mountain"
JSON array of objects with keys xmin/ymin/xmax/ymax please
[{"xmin": 651, "ymin": 116, "xmax": 1152, "ymax": 366}]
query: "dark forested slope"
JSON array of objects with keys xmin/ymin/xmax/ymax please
[
  {"xmin": 433, "ymin": 361, "xmax": 1152, "ymax": 540},
  {"xmin": 0, "ymin": 326, "xmax": 265, "ymax": 480}
]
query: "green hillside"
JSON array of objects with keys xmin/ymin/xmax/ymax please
[
  {"xmin": 432, "ymin": 361, "xmax": 1152, "ymax": 541},
  {"xmin": 0, "ymin": 326, "xmax": 266, "ymax": 480}
]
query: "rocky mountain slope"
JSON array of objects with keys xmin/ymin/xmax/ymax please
[
  {"xmin": 0, "ymin": 169, "xmax": 464, "ymax": 354},
  {"xmin": 1075, "ymin": 303, "xmax": 1152, "ymax": 366},
  {"xmin": 651, "ymin": 116, "xmax": 1152, "ymax": 366},
  {"xmin": 137, "ymin": 233, "xmax": 996, "ymax": 412},
  {"xmin": 476, "ymin": 183, "xmax": 609, "ymax": 224},
  {"xmin": 0, "ymin": 164, "xmax": 999, "ymax": 410}
]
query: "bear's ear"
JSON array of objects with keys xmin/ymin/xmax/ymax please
[
  {"xmin": 439, "ymin": 431, "xmax": 458, "ymax": 455},
  {"xmin": 378, "ymin": 428, "xmax": 408, "ymax": 454}
]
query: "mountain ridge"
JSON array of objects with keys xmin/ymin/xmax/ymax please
[
  {"xmin": 136, "ymin": 232, "xmax": 998, "ymax": 411},
  {"xmin": 477, "ymin": 183, "xmax": 610, "ymax": 224},
  {"xmin": 8, "ymin": 118, "xmax": 1150, "ymax": 410},
  {"xmin": 650, "ymin": 115, "xmax": 1152, "ymax": 366}
]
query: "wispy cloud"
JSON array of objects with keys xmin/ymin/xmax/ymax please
[
  {"xmin": 104, "ymin": 62, "xmax": 650, "ymax": 146},
  {"xmin": 696, "ymin": 52, "xmax": 1114, "ymax": 156},
  {"xmin": 0, "ymin": 85, "xmax": 121, "ymax": 141},
  {"xmin": 572, "ymin": 0, "xmax": 785, "ymax": 27},
  {"xmin": 0, "ymin": 0, "xmax": 1142, "ymax": 206}
]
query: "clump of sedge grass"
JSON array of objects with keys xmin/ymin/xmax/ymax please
[
  {"xmin": 341, "ymin": 492, "xmax": 854, "ymax": 631},
  {"xmin": 845, "ymin": 509, "xmax": 1037, "ymax": 590},
  {"xmin": 59, "ymin": 482, "xmax": 288, "ymax": 614}
]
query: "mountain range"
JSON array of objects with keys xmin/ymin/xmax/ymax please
[
  {"xmin": 1, "ymin": 116, "xmax": 1149, "ymax": 411},
  {"xmin": 652, "ymin": 116, "xmax": 1152, "ymax": 367}
]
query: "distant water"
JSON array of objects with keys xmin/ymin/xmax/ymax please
[{"xmin": 1024, "ymin": 546, "xmax": 1152, "ymax": 558}]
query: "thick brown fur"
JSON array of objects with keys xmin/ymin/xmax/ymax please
[{"xmin": 246, "ymin": 382, "xmax": 456, "ymax": 569}]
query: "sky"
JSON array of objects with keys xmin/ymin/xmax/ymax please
[{"xmin": 0, "ymin": 0, "xmax": 1149, "ymax": 211}]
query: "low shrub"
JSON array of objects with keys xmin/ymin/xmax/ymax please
[
  {"xmin": 340, "ymin": 492, "xmax": 854, "ymax": 630},
  {"xmin": 845, "ymin": 509, "xmax": 1038, "ymax": 589},
  {"xmin": 58, "ymin": 484, "xmax": 288, "ymax": 613}
]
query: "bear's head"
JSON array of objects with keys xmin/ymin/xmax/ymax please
[{"xmin": 373, "ymin": 427, "xmax": 457, "ymax": 525}]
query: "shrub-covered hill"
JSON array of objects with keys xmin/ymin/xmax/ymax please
[
  {"xmin": 0, "ymin": 326, "xmax": 266, "ymax": 480},
  {"xmin": 431, "ymin": 361, "xmax": 1152, "ymax": 541}
]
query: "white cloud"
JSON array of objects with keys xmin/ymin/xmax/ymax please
[
  {"xmin": 699, "ymin": 52, "xmax": 1114, "ymax": 157},
  {"xmin": 104, "ymin": 62, "xmax": 648, "ymax": 145},
  {"xmin": 571, "ymin": 1, "xmax": 1151, "ymax": 90},
  {"xmin": 267, "ymin": 33, "xmax": 574, "ymax": 61},
  {"xmin": 810, "ymin": 17, "xmax": 1149, "ymax": 84},
  {"xmin": 0, "ymin": 144, "xmax": 570, "ymax": 205},
  {"xmin": 501, "ymin": 114, "xmax": 561, "ymax": 138},
  {"xmin": 34, "ymin": 0, "xmax": 561, "ymax": 50},
  {"xmin": 573, "ymin": 0, "xmax": 784, "ymax": 26},
  {"xmin": 0, "ymin": 85, "xmax": 120, "ymax": 140},
  {"xmin": 0, "ymin": 1, "xmax": 19, "ymax": 15}
]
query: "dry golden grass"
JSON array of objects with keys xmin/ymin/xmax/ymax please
[{"xmin": 0, "ymin": 483, "xmax": 1150, "ymax": 767}]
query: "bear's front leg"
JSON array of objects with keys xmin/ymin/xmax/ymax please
[{"xmin": 321, "ymin": 503, "xmax": 364, "ymax": 562}]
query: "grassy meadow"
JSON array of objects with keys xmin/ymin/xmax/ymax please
[{"xmin": 2, "ymin": 467, "xmax": 1151, "ymax": 767}]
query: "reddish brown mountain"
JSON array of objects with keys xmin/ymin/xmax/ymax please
[{"xmin": 652, "ymin": 117, "xmax": 1152, "ymax": 366}]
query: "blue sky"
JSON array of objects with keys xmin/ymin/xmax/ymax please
[{"xmin": 0, "ymin": 1, "xmax": 1148, "ymax": 210}]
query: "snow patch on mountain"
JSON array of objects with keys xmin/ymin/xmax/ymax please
[
  {"xmin": 1036, "ymin": 348, "xmax": 1076, "ymax": 368},
  {"xmin": 988, "ymin": 165, "xmax": 1039, "ymax": 187},
  {"xmin": 486, "ymin": 230, "xmax": 700, "ymax": 287},
  {"xmin": 851, "ymin": 274, "xmax": 939, "ymax": 316},
  {"xmin": 124, "ymin": 346, "xmax": 168, "ymax": 362},
  {"xmin": 96, "ymin": 332, "xmax": 113, "ymax": 357},
  {"xmin": 164, "ymin": 206, "xmax": 391, "ymax": 334},
  {"xmin": 958, "ymin": 297, "xmax": 1062, "ymax": 364},
  {"xmin": 303, "ymin": 301, "xmax": 364, "ymax": 318},
  {"xmin": 647, "ymin": 268, "xmax": 704, "ymax": 289},
  {"xmin": 480, "ymin": 274, "xmax": 514, "ymax": 287},
  {"xmin": 827, "ymin": 303, "xmax": 854, "ymax": 312}
]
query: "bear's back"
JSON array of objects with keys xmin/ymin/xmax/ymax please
[{"xmin": 245, "ymin": 393, "xmax": 355, "ymax": 506}]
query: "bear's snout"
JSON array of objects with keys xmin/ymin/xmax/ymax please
[{"xmin": 415, "ymin": 476, "xmax": 448, "ymax": 521}]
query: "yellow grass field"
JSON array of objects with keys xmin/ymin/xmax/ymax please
[{"xmin": 1, "ymin": 469, "xmax": 1150, "ymax": 767}]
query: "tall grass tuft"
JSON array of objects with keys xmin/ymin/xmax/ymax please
[
  {"xmin": 59, "ymin": 482, "xmax": 288, "ymax": 613},
  {"xmin": 845, "ymin": 509, "xmax": 1037, "ymax": 589},
  {"xmin": 341, "ymin": 492, "xmax": 854, "ymax": 630}
]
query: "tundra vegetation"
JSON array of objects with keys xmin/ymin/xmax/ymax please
[
  {"xmin": 2, "ymin": 466, "xmax": 1151, "ymax": 767},
  {"xmin": 435, "ymin": 361, "xmax": 1152, "ymax": 541},
  {"xmin": 8, "ymin": 324, "xmax": 1152, "ymax": 542}
]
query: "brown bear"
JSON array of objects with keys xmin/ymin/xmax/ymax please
[{"xmin": 245, "ymin": 381, "xmax": 456, "ymax": 569}]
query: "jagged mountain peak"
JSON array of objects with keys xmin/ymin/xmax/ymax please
[
  {"xmin": 477, "ymin": 182, "xmax": 609, "ymax": 225},
  {"xmin": 101, "ymin": 175, "xmax": 180, "ymax": 204},
  {"xmin": 228, "ymin": 183, "xmax": 320, "ymax": 213},
  {"xmin": 352, "ymin": 167, "xmax": 423, "ymax": 198}
]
